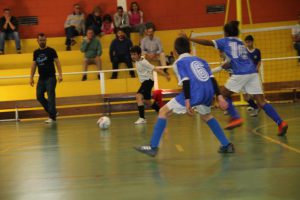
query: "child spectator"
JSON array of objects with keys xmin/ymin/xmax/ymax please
[{"xmin": 101, "ymin": 14, "xmax": 114, "ymax": 35}]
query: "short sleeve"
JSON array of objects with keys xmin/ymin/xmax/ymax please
[
  {"xmin": 212, "ymin": 38, "xmax": 226, "ymax": 51},
  {"xmin": 256, "ymin": 49, "xmax": 261, "ymax": 61},
  {"xmin": 177, "ymin": 60, "xmax": 189, "ymax": 85},
  {"xmin": 52, "ymin": 49, "xmax": 58, "ymax": 59},
  {"xmin": 33, "ymin": 51, "xmax": 37, "ymax": 61},
  {"xmin": 204, "ymin": 62, "xmax": 213, "ymax": 77}
]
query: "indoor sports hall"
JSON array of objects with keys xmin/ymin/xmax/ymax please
[{"xmin": 0, "ymin": 0, "xmax": 299, "ymax": 199}]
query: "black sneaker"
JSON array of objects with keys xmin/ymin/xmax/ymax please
[
  {"xmin": 66, "ymin": 46, "xmax": 71, "ymax": 51},
  {"xmin": 81, "ymin": 75, "xmax": 87, "ymax": 81},
  {"xmin": 134, "ymin": 145, "xmax": 158, "ymax": 157},
  {"xmin": 218, "ymin": 143, "xmax": 235, "ymax": 153},
  {"xmin": 97, "ymin": 74, "xmax": 100, "ymax": 80}
]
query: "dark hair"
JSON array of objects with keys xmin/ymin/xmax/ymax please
[
  {"xmin": 145, "ymin": 22, "xmax": 155, "ymax": 31},
  {"xmin": 86, "ymin": 27, "xmax": 94, "ymax": 33},
  {"xmin": 245, "ymin": 35, "xmax": 254, "ymax": 41},
  {"xmin": 130, "ymin": 2, "xmax": 140, "ymax": 12},
  {"xmin": 130, "ymin": 45, "xmax": 142, "ymax": 54},
  {"xmin": 37, "ymin": 33, "xmax": 46, "ymax": 38},
  {"xmin": 117, "ymin": 6, "xmax": 123, "ymax": 10},
  {"xmin": 115, "ymin": 27, "xmax": 125, "ymax": 33},
  {"xmin": 3, "ymin": 8, "xmax": 10, "ymax": 12},
  {"xmin": 103, "ymin": 14, "xmax": 112, "ymax": 22},
  {"xmin": 223, "ymin": 21, "xmax": 240, "ymax": 37},
  {"xmin": 174, "ymin": 37, "xmax": 191, "ymax": 55}
]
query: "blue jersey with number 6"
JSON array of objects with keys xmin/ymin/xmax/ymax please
[
  {"xmin": 173, "ymin": 53, "xmax": 214, "ymax": 107},
  {"xmin": 213, "ymin": 37, "xmax": 257, "ymax": 75}
]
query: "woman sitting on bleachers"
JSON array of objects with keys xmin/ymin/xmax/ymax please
[{"xmin": 128, "ymin": 2, "xmax": 145, "ymax": 37}]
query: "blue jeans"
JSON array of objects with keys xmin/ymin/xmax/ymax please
[
  {"xmin": 0, "ymin": 31, "xmax": 21, "ymax": 52},
  {"xmin": 36, "ymin": 77, "xmax": 57, "ymax": 120}
]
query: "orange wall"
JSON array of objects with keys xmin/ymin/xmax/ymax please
[{"xmin": 1, "ymin": 0, "xmax": 299, "ymax": 38}]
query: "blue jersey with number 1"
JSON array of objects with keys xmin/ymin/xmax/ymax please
[
  {"xmin": 213, "ymin": 37, "xmax": 257, "ymax": 75},
  {"xmin": 173, "ymin": 53, "xmax": 214, "ymax": 107}
]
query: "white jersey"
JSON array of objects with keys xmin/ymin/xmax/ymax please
[{"xmin": 135, "ymin": 57, "xmax": 155, "ymax": 82}]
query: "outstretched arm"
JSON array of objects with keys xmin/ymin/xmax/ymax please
[
  {"xmin": 153, "ymin": 67, "xmax": 170, "ymax": 81},
  {"xmin": 189, "ymin": 38, "xmax": 215, "ymax": 47},
  {"xmin": 179, "ymin": 31, "xmax": 215, "ymax": 46}
]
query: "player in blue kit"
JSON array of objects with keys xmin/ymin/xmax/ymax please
[
  {"xmin": 244, "ymin": 35, "xmax": 261, "ymax": 116},
  {"xmin": 184, "ymin": 21, "xmax": 288, "ymax": 135},
  {"xmin": 134, "ymin": 37, "xmax": 234, "ymax": 157}
]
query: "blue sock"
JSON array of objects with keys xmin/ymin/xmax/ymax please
[
  {"xmin": 262, "ymin": 104, "xmax": 283, "ymax": 125},
  {"xmin": 247, "ymin": 99, "xmax": 258, "ymax": 109},
  {"xmin": 207, "ymin": 118, "xmax": 230, "ymax": 146},
  {"xmin": 226, "ymin": 98, "xmax": 240, "ymax": 119},
  {"xmin": 150, "ymin": 118, "xmax": 167, "ymax": 148}
]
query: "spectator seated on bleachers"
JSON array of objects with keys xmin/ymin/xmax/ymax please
[
  {"xmin": 0, "ymin": 8, "xmax": 21, "ymax": 54},
  {"xmin": 113, "ymin": 6, "xmax": 131, "ymax": 38},
  {"xmin": 101, "ymin": 14, "xmax": 114, "ymax": 35},
  {"xmin": 80, "ymin": 28, "xmax": 102, "ymax": 81},
  {"xmin": 64, "ymin": 3, "xmax": 85, "ymax": 51},
  {"xmin": 128, "ymin": 2, "xmax": 145, "ymax": 37},
  {"xmin": 85, "ymin": 6, "xmax": 102, "ymax": 36},
  {"xmin": 109, "ymin": 28, "xmax": 135, "ymax": 79},
  {"xmin": 141, "ymin": 23, "xmax": 168, "ymax": 73}
]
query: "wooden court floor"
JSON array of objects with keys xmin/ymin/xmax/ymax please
[{"xmin": 0, "ymin": 103, "xmax": 299, "ymax": 200}]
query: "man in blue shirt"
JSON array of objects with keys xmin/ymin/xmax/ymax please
[
  {"xmin": 135, "ymin": 37, "xmax": 234, "ymax": 157},
  {"xmin": 184, "ymin": 21, "xmax": 288, "ymax": 136}
]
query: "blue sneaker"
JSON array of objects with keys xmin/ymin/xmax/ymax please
[
  {"xmin": 218, "ymin": 143, "xmax": 235, "ymax": 153},
  {"xmin": 134, "ymin": 145, "xmax": 158, "ymax": 157}
]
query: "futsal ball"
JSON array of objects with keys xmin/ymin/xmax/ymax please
[{"xmin": 97, "ymin": 116, "xmax": 111, "ymax": 129}]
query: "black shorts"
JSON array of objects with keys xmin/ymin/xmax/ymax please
[{"xmin": 137, "ymin": 80, "xmax": 154, "ymax": 100}]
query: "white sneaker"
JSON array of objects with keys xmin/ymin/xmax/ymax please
[
  {"xmin": 250, "ymin": 109, "xmax": 260, "ymax": 117},
  {"xmin": 247, "ymin": 106, "xmax": 254, "ymax": 111},
  {"xmin": 45, "ymin": 118, "xmax": 55, "ymax": 123},
  {"xmin": 134, "ymin": 118, "xmax": 146, "ymax": 125}
]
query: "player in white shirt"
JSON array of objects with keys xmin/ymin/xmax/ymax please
[{"xmin": 130, "ymin": 45, "xmax": 170, "ymax": 125}]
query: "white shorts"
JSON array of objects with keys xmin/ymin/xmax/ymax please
[
  {"xmin": 225, "ymin": 73, "xmax": 263, "ymax": 94},
  {"xmin": 166, "ymin": 98, "xmax": 211, "ymax": 115}
]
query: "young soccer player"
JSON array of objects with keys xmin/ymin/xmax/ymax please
[
  {"xmin": 213, "ymin": 49, "xmax": 259, "ymax": 117},
  {"xmin": 243, "ymin": 35, "xmax": 261, "ymax": 116},
  {"xmin": 184, "ymin": 21, "xmax": 288, "ymax": 135},
  {"xmin": 135, "ymin": 37, "xmax": 234, "ymax": 157},
  {"xmin": 130, "ymin": 45, "xmax": 170, "ymax": 125}
]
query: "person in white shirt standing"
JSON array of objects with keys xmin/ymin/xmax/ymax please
[
  {"xmin": 130, "ymin": 45, "xmax": 170, "ymax": 125},
  {"xmin": 292, "ymin": 15, "xmax": 300, "ymax": 64}
]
